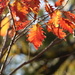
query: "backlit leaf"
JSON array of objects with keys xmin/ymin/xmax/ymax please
[
  {"xmin": 47, "ymin": 25, "xmax": 66, "ymax": 39},
  {"xmin": 27, "ymin": 24, "xmax": 46, "ymax": 49},
  {"xmin": 47, "ymin": 10, "xmax": 61, "ymax": 27},
  {"xmin": 60, "ymin": 18, "xmax": 75, "ymax": 33}
]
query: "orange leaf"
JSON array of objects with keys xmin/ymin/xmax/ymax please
[
  {"xmin": 60, "ymin": 18, "xmax": 75, "ymax": 33},
  {"xmin": 47, "ymin": 25, "xmax": 66, "ymax": 39},
  {"xmin": 63, "ymin": 11, "xmax": 75, "ymax": 23},
  {"xmin": 0, "ymin": 17, "xmax": 10, "ymax": 36},
  {"xmin": 45, "ymin": 3, "xmax": 54, "ymax": 14},
  {"xmin": 55, "ymin": 0, "xmax": 64, "ymax": 7},
  {"xmin": 51, "ymin": 10, "xmax": 61, "ymax": 27},
  {"xmin": 27, "ymin": 24, "xmax": 46, "ymax": 49}
]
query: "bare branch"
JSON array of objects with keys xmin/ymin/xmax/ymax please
[
  {"xmin": 9, "ymin": 37, "xmax": 62, "ymax": 75},
  {"xmin": 0, "ymin": 32, "xmax": 17, "ymax": 75}
]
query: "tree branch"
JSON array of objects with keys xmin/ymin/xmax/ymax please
[
  {"xmin": 9, "ymin": 37, "xmax": 64, "ymax": 75},
  {"xmin": 0, "ymin": 32, "xmax": 17, "ymax": 75}
]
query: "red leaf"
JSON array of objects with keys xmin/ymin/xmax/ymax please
[
  {"xmin": 27, "ymin": 24, "xmax": 46, "ymax": 49},
  {"xmin": 15, "ymin": 20, "xmax": 30, "ymax": 31},
  {"xmin": 11, "ymin": 1, "xmax": 28, "ymax": 21},
  {"xmin": 21, "ymin": 0, "xmax": 40, "ymax": 14},
  {"xmin": 0, "ymin": 0, "xmax": 9, "ymax": 15}
]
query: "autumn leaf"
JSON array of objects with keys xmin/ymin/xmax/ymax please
[
  {"xmin": 63, "ymin": 11, "xmax": 75, "ymax": 23},
  {"xmin": 0, "ymin": 16, "xmax": 10, "ymax": 36},
  {"xmin": 15, "ymin": 20, "xmax": 30, "ymax": 31},
  {"xmin": 27, "ymin": 24, "xmax": 46, "ymax": 49},
  {"xmin": 47, "ymin": 25, "xmax": 66, "ymax": 39},
  {"xmin": 21, "ymin": 0, "xmax": 40, "ymax": 14},
  {"xmin": 11, "ymin": 1, "xmax": 28, "ymax": 21},
  {"xmin": 47, "ymin": 10, "xmax": 61, "ymax": 27},
  {"xmin": 0, "ymin": 0, "xmax": 9, "ymax": 14},
  {"xmin": 60, "ymin": 18, "xmax": 75, "ymax": 33},
  {"xmin": 55, "ymin": 0, "xmax": 64, "ymax": 7},
  {"xmin": 45, "ymin": 3, "xmax": 54, "ymax": 14}
]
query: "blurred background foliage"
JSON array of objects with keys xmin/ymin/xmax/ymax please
[{"xmin": 0, "ymin": 0, "xmax": 75, "ymax": 75}]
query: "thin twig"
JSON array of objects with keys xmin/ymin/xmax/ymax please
[
  {"xmin": 0, "ymin": 28, "xmax": 9, "ymax": 62},
  {"xmin": 9, "ymin": 38, "xmax": 60, "ymax": 75},
  {"xmin": 14, "ymin": 14, "xmax": 49, "ymax": 43},
  {"xmin": 0, "ymin": 32, "xmax": 17, "ymax": 75},
  {"xmin": 8, "ymin": 33, "xmax": 70, "ymax": 75},
  {"xmin": 59, "ymin": 0, "xmax": 69, "ymax": 10},
  {"xmin": 8, "ymin": 3, "xmax": 16, "ymax": 30}
]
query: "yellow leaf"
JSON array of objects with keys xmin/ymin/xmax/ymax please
[
  {"xmin": 51, "ymin": 10, "xmax": 61, "ymax": 27},
  {"xmin": 0, "ymin": 17, "xmax": 10, "ymax": 36}
]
